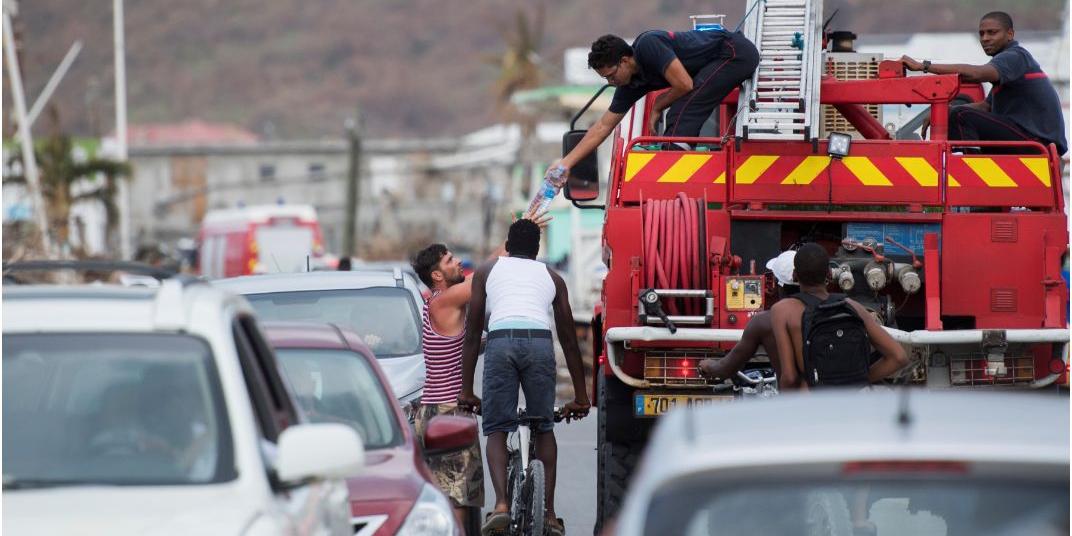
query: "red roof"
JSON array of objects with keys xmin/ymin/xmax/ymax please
[{"xmin": 121, "ymin": 119, "xmax": 258, "ymax": 146}]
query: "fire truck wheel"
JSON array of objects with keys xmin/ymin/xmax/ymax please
[{"xmin": 594, "ymin": 373, "xmax": 641, "ymax": 534}]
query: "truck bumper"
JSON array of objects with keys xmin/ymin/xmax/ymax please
[{"xmin": 604, "ymin": 327, "xmax": 1069, "ymax": 389}]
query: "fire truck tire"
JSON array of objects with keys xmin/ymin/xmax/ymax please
[{"xmin": 594, "ymin": 373, "xmax": 642, "ymax": 534}]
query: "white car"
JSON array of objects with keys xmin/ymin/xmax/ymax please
[
  {"xmin": 614, "ymin": 390, "xmax": 1069, "ymax": 536},
  {"xmin": 2, "ymin": 279, "xmax": 363, "ymax": 535},
  {"xmin": 213, "ymin": 269, "xmax": 427, "ymax": 411}
]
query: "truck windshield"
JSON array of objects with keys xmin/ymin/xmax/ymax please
[
  {"xmin": 644, "ymin": 479, "xmax": 1068, "ymax": 536},
  {"xmin": 275, "ymin": 348, "xmax": 401, "ymax": 449},
  {"xmin": 3, "ymin": 334, "xmax": 235, "ymax": 489},
  {"xmin": 245, "ymin": 287, "xmax": 421, "ymax": 358}
]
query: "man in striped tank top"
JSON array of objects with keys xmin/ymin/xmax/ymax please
[
  {"xmin": 458, "ymin": 219, "xmax": 591, "ymax": 536},
  {"xmin": 411, "ymin": 211, "xmax": 550, "ymax": 531}
]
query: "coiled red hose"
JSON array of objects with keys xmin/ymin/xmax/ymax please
[{"xmin": 643, "ymin": 194, "xmax": 704, "ymax": 316}]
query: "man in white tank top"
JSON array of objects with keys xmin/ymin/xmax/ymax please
[
  {"xmin": 458, "ymin": 219, "xmax": 591, "ymax": 536},
  {"xmin": 410, "ymin": 211, "xmax": 550, "ymax": 530}
]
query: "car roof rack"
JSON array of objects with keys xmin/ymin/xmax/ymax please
[
  {"xmin": 393, "ymin": 267, "xmax": 404, "ymax": 288},
  {"xmin": 2, "ymin": 260, "xmax": 203, "ymax": 286}
]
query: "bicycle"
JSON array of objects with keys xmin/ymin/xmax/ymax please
[{"xmin": 504, "ymin": 407, "xmax": 565, "ymax": 536}]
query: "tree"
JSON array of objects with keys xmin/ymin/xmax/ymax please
[
  {"xmin": 3, "ymin": 108, "xmax": 130, "ymax": 255},
  {"xmin": 489, "ymin": 5, "xmax": 546, "ymax": 227}
]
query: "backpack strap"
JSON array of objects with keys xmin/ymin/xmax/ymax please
[{"xmin": 790, "ymin": 293, "xmax": 823, "ymax": 377}]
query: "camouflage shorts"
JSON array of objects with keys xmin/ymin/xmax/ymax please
[{"xmin": 413, "ymin": 403, "xmax": 485, "ymax": 508}]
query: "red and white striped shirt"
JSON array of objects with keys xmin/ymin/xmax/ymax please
[{"xmin": 421, "ymin": 291, "xmax": 465, "ymax": 404}]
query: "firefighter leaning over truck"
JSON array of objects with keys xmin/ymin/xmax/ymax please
[
  {"xmin": 541, "ymin": 3, "xmax": 1068, "ymax": 532},
  {"xmin": 551, "ymin": 26, "xmax": 760, "ymax": 178}
]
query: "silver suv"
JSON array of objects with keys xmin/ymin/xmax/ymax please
[
  {"xmin": 2, "ymin": 270, "xmax": 363, "ymax": 536},
  {"xmin": 213, "ymin": 269, "xmax": 427, "ymax": 409}
]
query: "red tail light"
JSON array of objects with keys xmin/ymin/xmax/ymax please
[{"xmin": 843, "ymin": 461, "xmax": 969, "ymax": 475}]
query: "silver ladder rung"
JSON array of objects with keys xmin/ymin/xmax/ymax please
[
  {"xmin": 759, "ymin": 71, "xmax": 802, "ymax": 77},
  {"xmin": 760, "ymin": 60, "xmax": 802, "ymax": 66},
  {"xmin": 750, "ymin": 112, "xmax": 806, "ymax": 119},
  {"xmin": 746, "ymin": 132, "xmax": 810, "ymax": 140},
  {"xmin": 746, "ymin": 122, "xmax": 806, "ymax": 130},
  {"xmin": 761, "ymin": 51, "xmax": 803, "ymax": 57},
  {"xmin": 756, "ymin": 80, "xmax": 803, "ymax": 87},
  {"xmin": 753, "ymin": 101, "xmax": 802, "ymax": 109}
]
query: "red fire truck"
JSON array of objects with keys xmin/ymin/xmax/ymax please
[{"xmin": 561, "ymin": 8, "xmax": 1069, "ymax": 530}]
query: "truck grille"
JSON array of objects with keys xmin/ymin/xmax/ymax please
[
  {"xmin": 643, "ymin": 350, "xmax": 718, "ymax": 387},
  {"xmin": 949, "ymin": 353, "xmax": 1036, "ymax": 386}
]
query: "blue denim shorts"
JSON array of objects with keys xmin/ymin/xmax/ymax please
[{"xmin": 481, "ymin": 330, "xmax": 556, "ymax": 435}]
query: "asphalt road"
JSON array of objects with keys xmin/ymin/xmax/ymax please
[{"xmin": 474, "ymin": 357, "xmax": 598, "ymax": 536}]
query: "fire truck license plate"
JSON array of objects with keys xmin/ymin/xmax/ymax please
[{"xmin": 634, "ymin": 395, "xmax": 734, "ymax": 416}]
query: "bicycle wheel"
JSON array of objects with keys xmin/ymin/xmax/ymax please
[
  {"xmin": 507, "ymin": 450, "xmax": 525, "ymax": 524},
  {"xmin": 522, "ymin": 459, "xmax": 545, "ymax": 536}
]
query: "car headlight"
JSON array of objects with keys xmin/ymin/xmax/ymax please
[{"xmin": 395, "ymin": 484, "xmax": 457, "ymax": 536}]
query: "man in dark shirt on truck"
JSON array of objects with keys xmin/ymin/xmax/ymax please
[
  {"xmin": 901, "ymin": 11, "xmax": 1067, "ymax": 156},
  {"xmin": 550, "ymin": 28, "xmax": 759, "ymax": 178}
]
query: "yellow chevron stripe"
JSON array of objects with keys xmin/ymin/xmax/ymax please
[
  {"xmin": 735, "ymin": 156, "xmax": 779, "ymax": 184},
  {"xmin": 624, "ymin": 153, "xmax": 656, "ymax": 182},
  {"xmin": 781, "ymin": 156, "xmax": 830, "ymax": 185},
  {"xmin": 658, "ymin": 154, "xmax": 711, "ymax": 183},
  {"xmin": 963, "ymin": 157, "xmax": 1018, "ymax": 187},
  {"xmin": 895, "ymin": 157, "xmax": 939, "ymax": 187},
  {"xmin": 1020, "ymin": 157, "xmax": 1051, "ymax": 187},
  {"xmin": 947, "ymin": 174, "xmax": 961, "ymax": 187},
  {"xmin": 842, "ymin": 157, "xmax": 893, "ymax": 186},
  {"xmin": 714, "ymin": 172, "xmax": 726, "ymax": 184}
]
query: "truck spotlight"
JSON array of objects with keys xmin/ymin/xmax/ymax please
[{"xmin": 827, "ymin": 132, "xmax": 852, "ymax": 159}]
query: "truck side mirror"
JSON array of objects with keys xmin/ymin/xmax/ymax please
[{"xmin": 562, "ymin": 130, "xmax": 599, "ymax": 202}]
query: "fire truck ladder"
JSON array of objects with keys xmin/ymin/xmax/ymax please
[{"xmin": 735, "ymin": 0, "xmax": 823, "ymax": 141}]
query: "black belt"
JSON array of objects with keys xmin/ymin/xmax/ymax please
[{"xmin": 488, "ymin": 329, "xmax": 552, "ymax": 339}]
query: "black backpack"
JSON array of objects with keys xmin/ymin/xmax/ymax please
[{"xmin": 793, "ymin": 293, "xmax": 871, "ymax": 387}]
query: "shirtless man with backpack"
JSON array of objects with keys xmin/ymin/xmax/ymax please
[{"xmin": 770, "ymin": 243, "xmax": 909, "ymax": 390}]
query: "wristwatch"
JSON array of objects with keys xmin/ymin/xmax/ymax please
[{"xmin": 922, "ymin": 60, "xmax": 931, "ymax": 73}]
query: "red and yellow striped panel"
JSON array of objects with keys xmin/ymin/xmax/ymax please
[
  {"xmin": 946, "ymin": 155, "xmax": 1054, "ymax": 207},
  {"xmin": 732, "ymin": 155, "xmax": 949, "ymax": 187},
  {"xmin": 730, "ymin": 152, "xmax": 945, "ymax": 205},
  {"xmin": 619, "ymin": 149, "xmax": 1055, "ymax": 208},
  {"xmin": 623, "ymin": 152, "xmax": 727, "ymax": 183}
]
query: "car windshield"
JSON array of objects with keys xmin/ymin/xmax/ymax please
[
  {"xmin": 2, "ymin": 334, "xmax": 235, "ymax": 489},
  {"xmin": 645, "ymin": 479, "xmax": 1069, "ymax": 536},
  {"xmin": 245, "ymin": 288, "xmax": 421, "ymax": 358},
  {"xmin": 275, "ymin": 348, "xmax": 401, "ymax": 449}
]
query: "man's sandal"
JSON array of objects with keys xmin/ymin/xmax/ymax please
[
  {"xmin": 481, "ymin": 511, "xmax": 511, "ymax": 536},
  {"xmin": 545, "ymin": 517, "xmax": 565, "ymax": 536}
]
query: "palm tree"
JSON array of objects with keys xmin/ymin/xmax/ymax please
[
  {"xmin": 492, "ymin": 6, "xmax": 545, "ymax": 108},
  {"xmin": 3, "ymin": 108, "xmax": 130, "ymax": 255},
  {"xmin": 490, "ymin": 5, "xmax": 546, "ymax": 218}
]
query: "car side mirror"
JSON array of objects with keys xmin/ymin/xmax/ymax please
[
  {"xmin": 562, "ymin": 130, "xmax": 600, "ymax": 202},
  {"xmin": 276, "ymin": 423, "xmax": 365, "ymax": 482},
  {"xmin": 424, "ymin": 415, "xmax": 477, "ymax": 456}
]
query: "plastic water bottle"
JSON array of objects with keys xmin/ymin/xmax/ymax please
[{"xmin": 527, "ymin": 164, "xmax": 568, "ymax": 215}]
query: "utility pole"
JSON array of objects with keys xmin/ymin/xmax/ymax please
[
  {"xmin": 3, "ymin": 1, "xmax": 53, "ymax": 256},
  {"xmin": 343, "ymin": 110, "xmax": 362, "ymax": 259},
  {"xmin": 113, "ymin": 0, "xmax": 131, "ymax": 259}
]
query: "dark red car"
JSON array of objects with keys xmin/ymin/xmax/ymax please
[{"xmin": 262, "ymin": 322, "xmax": 476, "ymax": 536}]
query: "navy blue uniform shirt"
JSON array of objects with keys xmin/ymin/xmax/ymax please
[
  {"xmin": 608, "ymin": 29, "xmax": 730, "ymax": 114},
  {"xmin": 986, "ymin": 40, "xmax": 1067, "ymax": 155}
]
